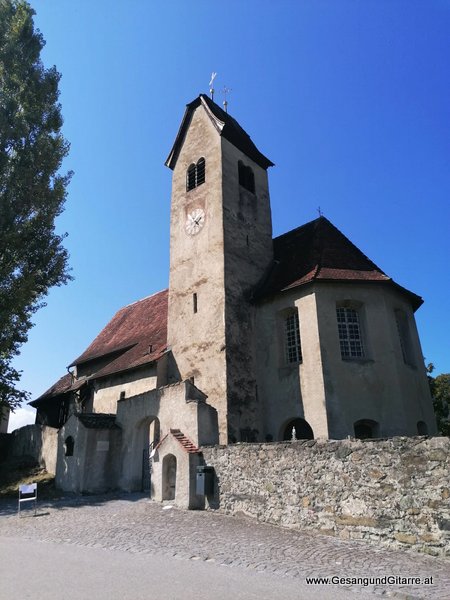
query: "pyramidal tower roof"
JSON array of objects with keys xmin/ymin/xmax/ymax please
[
  {"xmin": 255, "ymin": 216, "xmax": 423, "ymax": 310},
  {"xmin": 165, "ymin": 94, "xmax": 274, "ymax": 170}
]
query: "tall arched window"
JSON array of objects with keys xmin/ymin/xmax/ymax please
[
  {"xmin": 285, "ymin": 309, "xmax": 302, "ymax": 364},
  {"xmin": 336, "ymin": 305, "xmax": 365, "ymax": 359},
  {"xmin": 186, "ymin": 158, "xmax": 206, "ymax": 191},
  {"xmin": 238, "ymin": 160, "xmax": 255, "ymax": 194}
]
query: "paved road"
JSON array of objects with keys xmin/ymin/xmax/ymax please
[
  {"xmin": 1, "ymin": 536, "xmax": 378, "ymax": 600},
  {"xmin": 0, "ymin": 493, "xmax": 448, "ymax": 599}
]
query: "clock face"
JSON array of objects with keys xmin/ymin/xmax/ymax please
[{"xmin": 185, "ymin": 208, "xmax": 205, "ymax": 235}]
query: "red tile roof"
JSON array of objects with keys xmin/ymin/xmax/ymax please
[
  {"xmin": 32, "ymin": 373, "xmax": 72, "ymax": 402},
  {"xmin": 255, "ymin": 217, "xmax": 423, "ymax": 309},
  {"xmin": 32, "ymin": 290, "xmax": 168, "ymax": 403},
  {"xmin": 70, "ymin": 288, "xmax": 168, "ymax": 377}
]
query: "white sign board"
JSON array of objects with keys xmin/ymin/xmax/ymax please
[{"xmin": 19, "ymin": 483, "xmax": 37, "ymax": 494}]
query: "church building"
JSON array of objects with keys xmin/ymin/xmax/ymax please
[{"xmin": 30, "ymin": 94, "xmax": 436, "ymax": 506}]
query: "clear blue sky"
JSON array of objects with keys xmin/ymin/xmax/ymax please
[{"xmin": 9, "ymin": 0, "xmax": 450, "ymax": 430}]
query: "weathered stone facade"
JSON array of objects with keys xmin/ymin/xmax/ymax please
[
  {"xmin": 202, "ymin": 436, "xmax": 450, "ymax": 556},
  {"xmin": 28, "ymin": 94, "xmax": 438, "ymax": 519},
  {"xmin": 167, "ymin": 106, "xmax": 273, "ymax": 444}
]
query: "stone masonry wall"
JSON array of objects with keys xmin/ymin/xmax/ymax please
[
  {"xmin": 8, "ymin": 424, "xmax": 58, "ymax": 474},
  {"xmin": 201, "ymin": 437, "xmax": 450, "ymax": 556}
]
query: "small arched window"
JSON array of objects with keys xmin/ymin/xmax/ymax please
[
  {"xmin": 186, "ymin": 158, "xmax": 206, "ymax": 191},
  {"xmin": 417, "ymin": 421, "xmax": 428, "ymax": 435},
  {"xmin": 65, "ymin": 436, "xmax": 74, "ymax": 457},
  {"xmin": 238, "ymin": 160, "xmax": 255, "ymax": 194}
]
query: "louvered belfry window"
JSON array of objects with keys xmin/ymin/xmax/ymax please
[
  {"xmin": 196, "ymin": 157, "xmax": 205, "ymax": 185},
  {"xmin": 186, "ymin": 158, "xmax": 206, "ymax": 191}
]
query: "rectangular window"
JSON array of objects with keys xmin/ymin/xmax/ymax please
[
  {"xmin": 285, "ymin": 311, "xmax": 302, "ymax": 363},
  {"xmin": 336, "ymin": 307, "xmax": 364, "ymax": 358},
  {"xmin": 193, "ymin": 293, "xmax": 198, "ymax": 314}
]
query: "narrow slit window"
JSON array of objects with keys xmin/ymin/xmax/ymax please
[{"xmin": 193, "ymin": 293, "xmax": 198, "ymax": 313}]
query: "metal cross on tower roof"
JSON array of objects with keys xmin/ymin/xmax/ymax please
[
  {"xmin": 220, "ymin": 86, "xmax": 232, "ymax": 113},
  {"xmin": 209, "ymin": 72, "xmax": 217, "ymax": 101}
]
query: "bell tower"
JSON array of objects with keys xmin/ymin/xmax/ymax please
[{"xmin": 165, "ymin": 95, "xmax": 274, "ymax": 443}]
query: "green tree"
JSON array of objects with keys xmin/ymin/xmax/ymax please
[
  {"xmin": 0, "ymin": 0, "xmax": 72, "ymax": 417},
  {"xmin": 427, "ymin": 364, "xmax": 450, "ymax": 436}
]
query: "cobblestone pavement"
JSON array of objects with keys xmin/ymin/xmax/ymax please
[{"xmin": 1, "ymin": 493, "xmax": 448, "ymax": 599}]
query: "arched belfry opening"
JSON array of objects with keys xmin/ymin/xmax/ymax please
[
  {"xmin": 282, "ymin": 418, "xmax": 314, "ymax": 441},
  {"xmin": 162, "ymin": 454, "xmax": 177, "ymax": 501}
]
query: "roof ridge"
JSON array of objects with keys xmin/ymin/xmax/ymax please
[
  {"xmin": 274, "ymin": 216, "xmax": 324, "ymax": 242},
  {"xmin": 123, "ymin": 288, "xmax": 168, "ymax": 309}
]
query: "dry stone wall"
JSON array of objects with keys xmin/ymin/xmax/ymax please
[{"xmin": 201, "ymin": 436, "xmax": 450, "ymax": 556}]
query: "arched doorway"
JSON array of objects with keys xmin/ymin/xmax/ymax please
[
  {"xmin": 282, "ymin": 418, "xmax": 314, "ymax": 441},
  {"xmin": 162, "ymin": 454, "xmax": 177, "ymax": 500},
  {"xmin": 354, "ymin": 419, "xmax": 379, "ymax": 439}
]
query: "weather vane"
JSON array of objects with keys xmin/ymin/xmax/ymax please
[
  {"xmin": 209, "ymin": 72, "xmax": 217, "ymax": 101},
  {"xmin": 220, "ymin": 85, "xmax": 232, "ymax": 113},
  {"xmin": 317, "ymin": 206, "xmax": 323, "ymax": 217}
]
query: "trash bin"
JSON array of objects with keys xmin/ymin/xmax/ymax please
[{"xmin": 196, "ymin": 465, "xmax": 214, "ymax": 496}]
